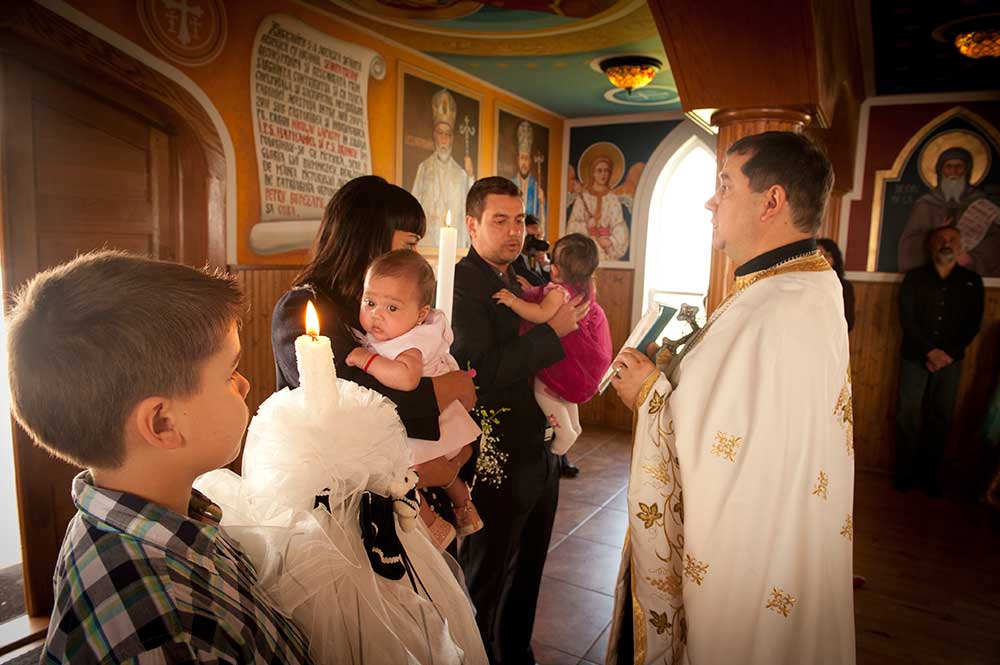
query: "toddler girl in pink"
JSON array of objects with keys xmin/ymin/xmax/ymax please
[{"xmin": 493, "ymin": 233, "xmax": 613, "ymax": 454}]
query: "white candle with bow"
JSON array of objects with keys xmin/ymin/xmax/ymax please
[
  {"xmin": 294, "ymin": 300, "xmax": 338, "ymax": 413},
  {"xmin": 436, "ymin": 210, "xmax": 457, "ymax": 322}
]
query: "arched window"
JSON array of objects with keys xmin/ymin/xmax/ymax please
[{"xmin": 631, "ymin": 122, "xmax": 716, "ymax": 339}]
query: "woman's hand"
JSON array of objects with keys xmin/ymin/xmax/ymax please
[
  {"xmin": 432, "ymin": 370, "xmax": 477, "ymax": 411},
  {"xmin": 413, "ymin": 455, "xmax": 462, "ymax": 489},
  {"xmin": 610, "ymin": 348, "xmax": 658, "ymax": 411}
]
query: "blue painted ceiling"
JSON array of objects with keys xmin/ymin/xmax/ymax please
[{"xmin": 312, "ymin": 0, "xmax": 678, "ymax": 118}]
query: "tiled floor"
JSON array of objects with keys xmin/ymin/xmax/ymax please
[{"xmin": 532, "ymin": 425, "xmax": 630, "ymax": 665}]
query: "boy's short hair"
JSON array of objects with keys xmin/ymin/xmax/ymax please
[
  {"xmin": 7, "ymin": 251, "xmax": 244, "ymax": 469},
  {"xmin": 552, "ymin": 233, "xmax": 599, "ymax": 293},
  {"xmin": 466, "ymin": 176, "xmax": 521, "ymax": 223},
  {"xmin": 727, "ymin": 131, "xmax": 833, "ymax": 234},
  {"xmin": 367, "ymin": 249, "xmax": 436, "ymax": 307}
]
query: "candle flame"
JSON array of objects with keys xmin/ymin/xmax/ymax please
[
  {"xmin": 445, "ymin": 210, "xmax": 452, "ymax": 228},
  {"xmin": 305, "ymin": 300, "xmax": 320, "ymax": 337}
]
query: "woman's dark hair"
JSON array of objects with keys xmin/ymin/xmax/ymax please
[
  {"xmin": 817, "ymin": 238, "xmax": 845, "ymax": 278},
  {"xmin": 294, "ymin": 176, "xmax": 426, "ymax": 309}
]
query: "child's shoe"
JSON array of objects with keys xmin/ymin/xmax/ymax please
[
  {"xmin": 453, "ymin": 501, "xmax": 484, "ymax": 536},
  {"xmin": 426, "ymin": 512, "xmax": 456, "ymax": 551}
]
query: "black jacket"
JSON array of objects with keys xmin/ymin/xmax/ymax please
[
  {"xmin": 452, "ymin": 248, "xmax": 564, "ymax": 465},
  {"xmin": 271, "ymin": 284, "xmax": 441, "ymax": 439},
  {"xmin": 899, "ymin": 264, "xmax": 984, "ymax": 362}
]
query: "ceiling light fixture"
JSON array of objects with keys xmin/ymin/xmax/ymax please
[
  {"xmin": 954, "ymin": 29, "xmax": 1000, "ymax": 58},
  {"xmin": 933, "ymin": 14, "xmax": 1000, "ymax": 59},
  {"xmin": 599, "ymin": 55, "xmax": 662, "ymax": 94}
]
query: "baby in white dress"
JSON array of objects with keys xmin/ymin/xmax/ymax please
[{"xmin": 347, "ymin": 249, "xmax": 482, "ymax": 551}]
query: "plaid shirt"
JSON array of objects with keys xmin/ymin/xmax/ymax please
[{"xmin": 43, "ymin": 472, "xmax": 313, "ymax": 664}]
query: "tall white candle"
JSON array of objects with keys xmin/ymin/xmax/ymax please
[
  {"xmin": 294, "ymin": 301, "xmax": 339, "ymax": 414},
  {"xmin": 435, "ymin": 210, "xmax": 458, "ymax": 322}
]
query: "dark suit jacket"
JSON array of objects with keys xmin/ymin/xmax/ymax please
[
  {"xmin": 512, "ymin": 253, "xmax": 549, "ymax": 287},
  {"xmin": 452, "ymin": 247, "xmax": 564, "ymax": 467},
  {"xmin": 271, "ymin": 284, "xmax": 441, "ymax": 439}
]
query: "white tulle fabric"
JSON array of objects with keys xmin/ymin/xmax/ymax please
[{"xmin": 196, "ymin": 380, "xmax": 487, "ymax": 665}]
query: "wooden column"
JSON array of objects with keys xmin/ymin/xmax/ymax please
[{"xmin": 705, "ymin": 108, "xmax": 813, "ymax": 313}]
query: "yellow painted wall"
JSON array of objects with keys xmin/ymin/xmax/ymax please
[{"xmin": 64, "ymin": 0, "xmax": 565, "ymax": 265}]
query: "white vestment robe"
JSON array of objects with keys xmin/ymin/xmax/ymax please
[
  {"xmin": 412, "ymin": 154, "xmax": 472, "ymax": 248},
  {"xmin": 607, "ymin": 252, "xmax": 856, "ymax": 665}
]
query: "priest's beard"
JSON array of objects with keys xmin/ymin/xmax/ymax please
[
  {"xmin": 940, "ymin": 176, "xmax": 967, "ymax": 203},
  {"xmin": 435, "ymin": 144, "xmax": 451, "ymax": 162}
]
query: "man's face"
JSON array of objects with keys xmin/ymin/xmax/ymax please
[
  {"xmin": 941, "ymin": 159, "xmax": 967, "ymax": 179},
  {"xmin": 928, "ymin": 227, "xmax": 962, "ymax": 263},
  {"xmin": 433, "ymin": 123, "xmax": 453, "ymax": 160},
  {"xmin": 704, "ymin": 151, "xmax": 761, "ymax": 262},
  {"xmin": 518, "ymin": 152, "xmax": 532, "ymax": 177},
  {"xmin": 939, "ymin": 158, "xmax": 969, "ymax": 203},
  {"xmin": 467, "ymin": 194, "xmax": 525, "ymax": 269}
]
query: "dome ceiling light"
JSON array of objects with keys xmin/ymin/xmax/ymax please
[{"xmin": 599, "ymin": 55, "xmax": 663, "ymax": 94}]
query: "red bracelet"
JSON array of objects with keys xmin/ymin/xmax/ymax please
[{"xmin": 363, "ymin": 353, "xmax": 378, "ymax": 373}]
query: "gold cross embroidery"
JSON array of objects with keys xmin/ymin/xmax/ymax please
[
  {"xmin": 711, "ymin": 432, "xmax": 743, "ymax": 462},
  {"xmin": 765, "ymin": 587, "xmax": 798, "ymax": 618},
  {"xmin": 811, "ymin": 470, "xmax": 829, "ymax": 500}
]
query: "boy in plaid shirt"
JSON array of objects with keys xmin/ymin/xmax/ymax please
[{"xmin": 7, "ymin": 251, "xmax": 314, "ymax": 664}]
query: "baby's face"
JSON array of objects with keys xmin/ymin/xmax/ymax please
[{"xmin": 360, "ymin": 274, "xmax": 428, "ymax": 342}]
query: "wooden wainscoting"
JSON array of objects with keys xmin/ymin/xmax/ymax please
[
  {"xmin": 231, "ymin": 266, "xmax": 300, "ymax": 420},
  {"xmin": 850, "ymin": 281, "xmax": 1000, "ymax": 471},
  {"xmin": 580, "ymin": 267, "xmax": 634, "ymax": 431}
]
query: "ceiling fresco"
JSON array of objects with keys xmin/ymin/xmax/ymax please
[{"xmin": 308, "ymin": 0, "xmax": 678, "ymax": 117}]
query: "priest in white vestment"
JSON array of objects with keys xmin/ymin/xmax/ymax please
[
  {"xmin": 412, "ymin": 89, "xmax": 475, "ymax": 248},
  {"xmin": 607, "ymin": 131, "xmax": 856, "ymax": 665}
]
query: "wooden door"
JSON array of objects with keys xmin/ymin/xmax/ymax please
[{"xmin": 1, "ymin": 56, "xmax": 178, "ymax": 616}]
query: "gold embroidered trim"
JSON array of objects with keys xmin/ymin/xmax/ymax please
[
  {"xmin": 711, "ymin": 431, "xmax": 744, "ymax": 462},
  {"xmin": 630, "ymin": 555, "xmax": 647, "ymax": 665},
  {"xmin": 647, "ymin": 571, "xmax": 683, "ymax": 598},
  {"xmin": 811, "ymin": 470, "xmax": 829, "ymax": 500},
  {"xmin": 835, "ymin": 369, "xmax": 855, "ymax": 457},
  {"xmin": 840, "ymin": 514, "xmax": 854, "ymax": 541},
  {"xmin": 636, "ymin": 502, "xmax": 663, "ymax": 529},
  {"xmin": 731, "ymin": 251, "xmax": 832, "ymax": 295},
  {"xmin": 635, "ymin": 371, "xmax": 662, "ymax": 412},
  {"xmin": 765, "ymin": 587, "xmax": 798, "ymax": 618},
  {"xmin": 683, "ymin": 554, "xmax": 709, "ymax": 586}
]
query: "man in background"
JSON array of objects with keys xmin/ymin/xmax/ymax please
[{"xmin": 895, "ymin": 225, "xmax": 984, "ymax": 496}]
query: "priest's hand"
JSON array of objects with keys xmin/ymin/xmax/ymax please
[
  {"xmin": 611, "ymin": 347, "xmax": 658, "ymax": 411},
  {"xmin": 433, "ymin": 370, "xmax": 477, "ymax": 411}
]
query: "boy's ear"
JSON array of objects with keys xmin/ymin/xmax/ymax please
[{"xmin": 131, "ymin": 396, "xmax": 184, "ymax": 451}]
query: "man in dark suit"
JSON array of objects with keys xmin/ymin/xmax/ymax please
[{"xmin": 452, "ymin": 177, "xmax": 585, "ymax": 665}]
